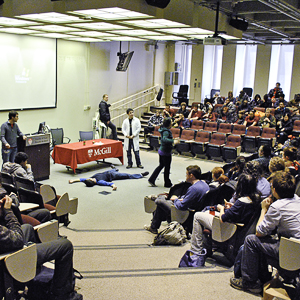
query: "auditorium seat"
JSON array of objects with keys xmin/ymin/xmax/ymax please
[
  {"xmin": 292, "ymin": 120, "xmax": 300, "ymax": 137},
  {"xmin": 190, "ymin": 131, "xmax": 210, "ymax": 156},
  {"xmin": 175, "ymin": 129, "xmax": 195, "ymax": 155},
  {"xmin": 222, "ymin": 135, "xmax": 242, "ymax": 162},
  {"xmin": 217, "ymin": 123, "xmax": 232, "ymax": 136},
  {"xmin": 258, "ymin": 127, "xmax": 276, "ymax": 148},
  {"xmin": 203, "ymin": 121, "xmax": 218, "ymax": 133},
  {"xmin": 149, "ymin": 126, "xmax": 160, "ymax": 150},
  {"xmin": 190, "ymin": 120, "xmax": 204, "ymax": 131},
  {"xmin": 243, "ymin": 126, "xmax": 261, "ymax": 153},
  {"xmin": 231, "ymin": 124, "xmax": 246, "ymax": 137},
  {"xmin": 206, "ymin": 133, "xmax": 226, "ymax": 160}
]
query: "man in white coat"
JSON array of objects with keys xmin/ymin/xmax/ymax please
[{"xmin": 122, "ymin": 108, "xmax": 143, "ymax": 169}]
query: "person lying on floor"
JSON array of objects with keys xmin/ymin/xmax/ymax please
[
  {"xmin": 68, "ymin": 168, "xmax": 149, "ymax": 190},
  {"xmin": 188, "ymin": 173, "xmax": 259, "ymax": 266}
]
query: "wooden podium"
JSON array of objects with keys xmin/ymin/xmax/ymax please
[{"xmin": 18, "ymin": 133, "xmax": 50, "ymax": 181}]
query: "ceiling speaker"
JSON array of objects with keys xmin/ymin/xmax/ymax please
[
  {"xmin": 145, "ymin": 0, "xmax": 171, "ymax": 9},
  {"xmin": 229, "ymin": 18, "xmax": 248, "ymax": 31}
]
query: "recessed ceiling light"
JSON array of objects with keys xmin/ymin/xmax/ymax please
[
  {"xmin": 71, "ymin": 22, "xmax": 129, "ymax": 30},
  {"xmin": 0, "ymin": 17, "xmax": 39, "ymax": 26},
  {"xmin": 108, "ymin": 29, "xmax": 163, "ymax": 36},
  {"xmin": 0, "ymin": 28, "xmax": 40, "ymax": 34},
  {"xmin": 68, "ymin": 31, "xmax": 118, "ymax": 37},
  {"xmin": 218, "ymin": 34, "xmax": 239, "ymax": 40},
  {"xmin": 32, "ymin": 33, "xmax": 77, "ymax": 38},
  {"xmin": 26, "ymin": 25, "xmax": 83, "ymax": 32},
  {"xmin": 146, "ymin": 35, "xmax": 187, "ymax": 40},
  {"xmin": 19, "ymin": 12, "xmax": 84, "ymax": 23},
  {"xmin": 72, "ymin": 7, "xmax": 152, "ymax": 20},
  {"xmin": 158, "ymin": 28, "xmax": 213, "ymax": 35},
  {"xmin": 65, "ymin": 37, "xmax": 105, "ymax": 42},
  {"xmin": 121, "ymin": 19, "xmax": 189, "ymax": 28},
  {"xmin": 108, "ymin": 36, "xmax": 146, "ymax": 41}
]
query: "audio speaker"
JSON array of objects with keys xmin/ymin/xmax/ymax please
[
  {"xmin": 229, "ymin": 18, "xmax": 248, "ymax": 31},
  {"xmin": 0, "ymin": 0, "xmax": 4, "ymax": 5},
  {"xmin": 145, "ymin": 0, "xmax": 170, "ymax": 9}
]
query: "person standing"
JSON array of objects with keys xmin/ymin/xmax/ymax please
[
  {"xmin": 122, "ymin": 108, "xmax": 143, "ymax": 169},
  {"xmin": 99, "ymin": 94, "xmax": 118, "ymax": 140},
  {"xmin": 148, "ymin": 118, "xmax": 179, "ymax": 187},
  {"xmin": 1, "ymin": 110, "xmax": 26, "ymax": 164}
]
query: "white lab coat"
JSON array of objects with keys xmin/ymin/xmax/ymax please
[{"xmin": 122, "ymin": 116, "xmax": 141, "ymax": 151}]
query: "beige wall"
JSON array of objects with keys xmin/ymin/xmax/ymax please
[{"xmin": 290, "ymin": 44, "xmax": 300, "ymax": 100}]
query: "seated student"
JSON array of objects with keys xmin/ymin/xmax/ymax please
[
  {"xmin": 258, "ymin": 108, "xmax": 276, "ymax": 128},
  {"xmin": 267, "ymin": 156, "xmax": 288, "ymax": 182},
  {"xmin": 173, "ymin": 113, "xmax": 190, "ymax": 129},
  {"xmin": 276, "ymin": 113, "xmax": 293, "ymax": 145},
  {"xmin": 259, "ymin": 94, "xmax": 272, "ymax": 108},
  {"xmin": 237, "ymin": 99, "xmax": 251, "ymax": 114},
  {"xmin": 217, "ymin": 106, "xmax": 237, "ymax": 124},
  {"xmin": 188, "ymin": 104, "xmax": 203, "ymax": 121},
  {"xmin": 201, "ymin": 107, "xmax": 217, "ymax": 122},
  {"xmin": 2, "ymin": 152, "xmax": 34, "ymax": 181},
  {"xmin": 275, "ymin": 100, "xmax": 290, "ymax": 123},
  {"xmin": 69, "ymin": 168, "xmax": 149, "ymax": 190},
  {"xmin": 144, "ymin": 165, "xmax": 209, "ymax": 234},
  {"xmin": 212, "ymin": 92, "xmax": 224, "ymax": 105},
  {"xmin": 227, "ymin": 156, "xmax": 246, "ymax": 181},
  {"xmin": 163, "ymin": 104, "xmax": 176, "ymax": 119},
  {"xmin": 144, "ymin": 110, "xmax": 164, "ymax": 137},
  {"xmin": 274, "ymin": 93, "xmax": 288, "ymax": 108},
  {"xmin": 177, "ymin": 102, "xmax": 189, "ymax": 118},
  {"xmin": 253, "ymin": 145, "xmax": 272, "ymax": 178},
  {"xmin": 189, "ymin": 174, "xmax": 259, "ymax": 265},
  {"xmin": 222, "ymin": 97, "xmax": 236, "ymax": 114},
  {"xmin": 234, "ymin": 111, "xmax": 246, "ymax": 125},
  {"xmin": 230, "ymin": 171, "xmax": 300, "ymax": 294},
  {"xmin": 209, "ymin": 167, "xmax": 229, "ymax": 189},
  {"xmin": 243, "ymin": 110, "xmax": 259, "ymax": 128},
  {"xmin": 250, "ymin": 94, "xmax": 262, "ymax": 108},
  {"xmin": 234, "ymin": 90, "xmax": 249, "ymax": 106},
  {"xmin": 0, "ymin": 194, "xmax": 83, "ymax": 300},
  {"xmin": 203, "ymin": 98, "xmax": 213, "ymax": 113},
  {"xmin": 226, "ymin": 91, "xmax": 235, "ymax": 103},
  {"xmin": 282, "ymin": 146, "xmax": 300, "ymax": 177}
]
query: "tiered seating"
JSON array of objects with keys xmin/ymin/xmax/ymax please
[
  {"xmin": 190, "ymin": 120, "xmax": 204, "ymax": 131},
  {"xmin": 217, "ymin": 123, "xmax": 232, "ymax": 136},
  {"xmin": 243, "ymin": 126, "xmax": 261, "ymax": 153},
  {"xmin": 222, "ymin": 135, "xmax": 242, "ymax": 162},
  {"xmin": 293, "ymin": 120, "xmax": 300, "ymax": 137},
  {"xmin": 190, "ymin": 131, "xmax": 210, "ymax": 156},
  {"xmin": 258, "ymin": 127, "xmax": 276, "ymax": 148},
  {"xmin": 203, "ymin": 121, "xmax": 218, "ymax": 133},
  {"xmin": 149, "ymin": 126, "xmax": 160, "ymax": 150}
]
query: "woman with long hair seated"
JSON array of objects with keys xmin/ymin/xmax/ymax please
[
  {"xmin": 227, "ymin": 156, "xmax": 246, "ymax": 181},
  {"xmin": 209, "ymin": 167, "xmax": 229, "ymax": 189},
  {"xmin": 188, "ymin": 174, "xmax": 259, "ymax": 266},
  {"xmin": 282, "ymin": 147, "xmax": 300, "ymax": 177}
]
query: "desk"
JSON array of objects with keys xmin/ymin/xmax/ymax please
[
  {"xmin": 52, "ymin": 139, "xmax": 123, "ymax": 173},
  {"xmin": 19, "ymin": 203, "xmax": 39, "ymax": 212}
]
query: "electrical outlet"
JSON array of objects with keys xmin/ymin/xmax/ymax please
[
  {"xmin": 84, "ymin": 105, "xmax": 91, "ymax": 111},
  {"xmin": 194, "ymin": 83, "xmax": 197, "ymax": 88}
]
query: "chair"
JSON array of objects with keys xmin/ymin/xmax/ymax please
[
  {"xmin": 190, "ymin": 120, "xmax": 204, "ymax": 131},
  {"xmin": 175, "ymin": 130, "xmax": 195, "ymax": 154},
  {"xmin": 144, "ymin": 195, "xmax": 157, "ymax": 214},
  {"xmin": 213, "ymin": 104, "xmax": 223, "ymax": 113},
  {"xmin": 79, "ymin": 131, "xmax": 93, "ymax": 141},
  {"xmin": 0, "ymin": 244, "xmax": 37, "ymax": 300},
  {"xmin": 269, "ymin": 108, "xmax": 276, "ymax": 116},
  {"xmin": 1, "ymin": 183, "xmax": 17, "ymax": 195},
  {"xmin": 279, "ymin": 237, "xmax": 300, "ymax": 272},
  {"xmin": 50, "ymin": 128, "xmax": 71, "ymax": 151},
  {"xmin": 258, "ymin": 127, "xmax": 276, "ymax": 148},
  {"xmin": 172, "ymin": 85, "xmax": 189, "ymax": 106},
  {"xmin": 243, "ymin": 126, "xmax": 261, "ymax": 153},
  {"xmin": 0, "ymin": 172, "xmax": 15, "ymax": 185},
  {"xmin": 203, "ymin": 121, "xmax": 218, "ymax": 133},
  {"xmin": 14, "ymin": 175, "xmax": 35, "ymax": 191},
  {"xmin": 18, "ymin": 187, "xmax": 45, "ymax": 209},
  {"xmin": 149, "ymin": 126, "xmax": 160, "ymax": 150},
  {"xmin": 210, "ymin": 89, "xmax": 220, "ymax": 100},
  {"xmin": 231, "ymin": 124, "xmax": 246, "ymax": 137},
  {"xmin": 170, "ymin": 127, "xmax": 181, "ymax": 139},
  {"xmin": 243, "ymin": 87, "xmax": 253, "ymax": 98},
  {"xmin": 223, "ymin": 161, "xmax": 236, "ymax": 175},
  {"xmin": 206, "ymin": 133, "xmax": 226, "ymax": 160},
  {"xmin": 190, "ymin": 131, "xmax": 210, "ymax": 156},
  {"xmin": 293, "ymin": 120, "xmax": 300, "ymax": 137},
  {"xmin": 222, "ymin": 135, "xmax": 242, "ymax": 162},
  {"xmin": 199, "ymin": 171, "xmax": 212, "ymax": 183},
  {"xmin": 217, "ymin": 123, "xmax": 232, "ymax": 136}
]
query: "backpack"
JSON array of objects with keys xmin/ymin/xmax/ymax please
[{"xmin": 153, "ymin": 221, "xmax": 187, "ymax": 246}]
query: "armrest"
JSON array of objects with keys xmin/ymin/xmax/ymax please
[
  {"xmin": 144, "ymin": 196, "xmax": 157, "ymax": 213},
  {"xmin": 170, "ymin": 205, "xmax": 190, "ymax": 224},
  {"xmin": 34, "ymin": 220, "xmax": 58, "ymax": 243},
  {"xmin": 211, "ymin": 216, "xmax": 237, "ymax": 242},
  {"xmin": 64, "ymin": 137, "xmax": 71, "ymax": 143},
  {"xmin": 19, "ymin": 202, "xmax": 39, "ymax": 212},
  {"xmin": 279, "ymin": 237, "xmax": 300, "ymax": 271}
]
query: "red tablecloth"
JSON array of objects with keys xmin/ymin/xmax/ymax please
[{"xmin": 52, "ymin": 139, "xmax": 123, "ymax": 173}]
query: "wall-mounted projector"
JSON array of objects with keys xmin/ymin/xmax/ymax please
[
  {"xmin": 203, "ymin": 36, "xmax": 227, "ymax": 46},
  {"xmin": 116, "ymin": 51, "xmax": 134, "ymax": 72}
]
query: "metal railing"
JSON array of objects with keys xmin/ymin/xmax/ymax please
[{"xmin": 110, "ymin": 85, "xmax": 161, "ymax": 128}]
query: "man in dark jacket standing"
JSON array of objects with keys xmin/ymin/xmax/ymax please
[{"xmin": 99, "ymin": 94, "xmax": 118, "ymax": 140}]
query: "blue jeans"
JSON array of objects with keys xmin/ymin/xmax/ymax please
[
  {"xmin": 127, "ymin": 139, "xmax": 141, "ymax": 166},
  {"xmin": 2, "ymin": 147, "xmax": 17, "ymax": 164},
  {"xmin": 92, "ymin": 169, "xmax": 142, "ymax": 181}
]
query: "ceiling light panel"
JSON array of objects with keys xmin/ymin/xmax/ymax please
[
  {"xmin": 65, "ymin": 37, "xmax": 105, "ymax": 42},
  {"xmin": 0, "ymin": 17, "xmax": 39, "ymax": 26},
  {"xmin": 19, "ymin": 12, "xmax": 84, "ymax": 23},
  {"xmin": 70, "ymin": 22, "xmax": 129, "ymax": 30},
  {"xmin": 72, "ymin": 7, "xmax": 153, "ymax": 20},
  {"xmin": 32, "ymin": 33, "xmax": 77, "ymax": 38},
  {"xmin": 27, "ymin": 25, "xmax": 83, "ymax": 32},
  {"xmin": 68, "ymin": 31, "xmax": 118, "ymax": 37},
  {"xmin": 146, "ymin": 35, "xmax": 187, "ymax": 40},
  {"xmin": 108, "ymin": 36, "xmax": 146, "ymax": 41},
  {"xmin": 109, "ymin": 29, "xmax": 163, "ymax": 36},
  {"xmin": 158, "ymin": 28, "xmax": 213, "ymax": 35},
  {"xmin": 0, "ymin": 28, "xmax": 40, "ymax": 34},
  {"xmin": 120, "ymin": 19, "xmax": 189, "ymax": 29}
]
